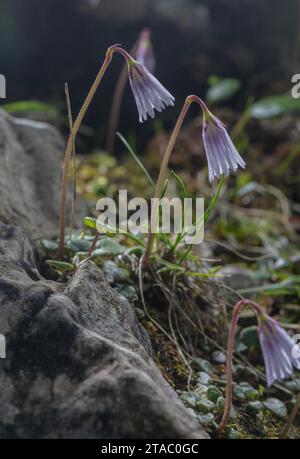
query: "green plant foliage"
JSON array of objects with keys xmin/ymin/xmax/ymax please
[
  {"xmin": 250, "ymin": 94, "xmax": 300, "ymax": 119},
  {"xmin": 2, "ymin": 99, "xmax": 59, "ymax": 115},
  {"xmin": 45, "ymin": 260, "xmax": 74, "ymax": 273},
  {"xmin": 207, "ymin": 78, "xmax": 241, "ymax": 103}
]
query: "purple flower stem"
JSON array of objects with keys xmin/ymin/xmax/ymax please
[{"xmin": 218, "ymin": 299, "xmax": 262, "ymax": 435}]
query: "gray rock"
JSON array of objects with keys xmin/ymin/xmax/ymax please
[
  {"xmin": 0, "ymin": 109, "xmax": 85, "ymax": 239},
  {"xmin": 0, "ymin": 222, "xmax": 208, "ymax": 439}
]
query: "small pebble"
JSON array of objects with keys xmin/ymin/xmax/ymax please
[
  {"xmin": 212, "ymin": 350, "xmax": 226, "ymax": 364},
  {"xmin": 196, "ymin": 371, "xmax": 212, "ymax": 386},
  {"xmin": 197, "ymin": 413, "xmax": 214, "ymax": 426},
  {"xmin": 283, "ymin": 379, "xmax": 300, "ymax": 392},
  {"xmin": 263, "ymin": 398, "xmax": 287, "ymax": 419},
  {"xmin": 239, "ymin": 381, "xmax": 255, "ymax": 392},
  {"xmin": 194, "ymin": 383, "xmax": 208, "ymax": 400}
]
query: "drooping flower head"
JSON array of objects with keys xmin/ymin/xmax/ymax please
[
  {"xmin": 110, "ymin": 45, "xmax": 174, "ymax": 123},
  {"xmin": 258, "ymin": 314, "xmax": 300, "ymax": 387},
  {"xmin": 127, "ymin": 56, "xmax": 175, "ymax": 123},
  {"xmin": 219, "ymin": 298, "xmax": 300, "ymax": 433},
  {"xmin": 201, "ymin": 106, "xmax": 245, "ymax": 182},
  {"xmin": 135, "ymin": 28, "xmax": 156, "ymax": 74}
]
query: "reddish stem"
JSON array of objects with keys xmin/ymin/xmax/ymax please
[
  {"xmin": 218, "ymin": 299, "xmax": 262, "ymax": 434},
  {"xmin": 87, "ymin": 232, "xmax": 100, "ymax": 258},
  {"xmin": 142, "ymin": 95, "xmax": 210, "ymax": 270},
  {"xmin": 58, "ymin": 45, "xmax": 132, "ymax": 257},
  {"xmin": 106, "ymin": 35, "xmax": 143, "ymax": 153}
]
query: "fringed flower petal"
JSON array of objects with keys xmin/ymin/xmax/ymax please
[
  {"xmin": 128, "ymin": 62, "xmax": 174, "ymax": 123},
  {"xmin": 258, "ymin": 316, "xmax": 300, "ymax": 387},
  {"xmin": 202, "ymin": 114, "xmax": 245, "ymax": 182}
]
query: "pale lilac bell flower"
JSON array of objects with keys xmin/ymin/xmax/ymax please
[
  {"xmin": 258, "ymin": 315, "xmax": 300, "ymax": 387},
  {"xmin": 127, "ymin": 58, "xmax": 174, "ymax": 123},
  {"xmin": 202, "ymin": 110, "xmax": 246, "ymax": 182}
]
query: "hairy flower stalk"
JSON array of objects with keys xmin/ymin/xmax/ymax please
[
  {"xmin": 219, "ymin": 299, "xmax": 300, "ymax": 434},
  {"xmin": 142, "ymin": 95, "xmax": 245, "ymax": 269},
  {"xmin": 59, "ymin": 44, "xmax": 173, "ymax": 256}
]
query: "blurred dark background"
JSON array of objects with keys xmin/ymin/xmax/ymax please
[{"xmin": 0, "ymin": 0, "xmax": 298, "ymax": 150}]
